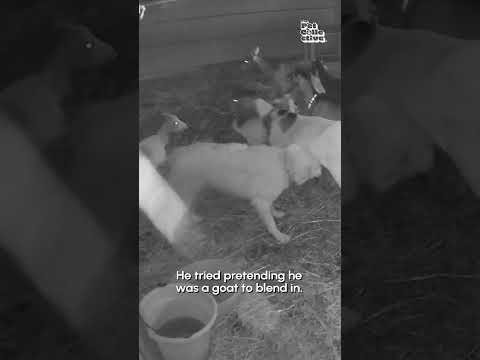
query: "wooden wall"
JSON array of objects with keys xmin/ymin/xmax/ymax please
[{"xmin": 140, "ymin": 0, "xmax": 340, "ymax": 79}]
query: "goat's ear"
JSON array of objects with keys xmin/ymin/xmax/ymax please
[
  {"xmin": 285, "ymin": 145, "xmax": 311, "ymax": 185},
  {"xmin": 311, "ymin": 74, "xmax": 326, "ymax": 94}
]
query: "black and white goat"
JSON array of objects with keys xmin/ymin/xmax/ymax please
[{"xmin": 292, "ymin": 59, "xmax": 341, "ymax": 119}]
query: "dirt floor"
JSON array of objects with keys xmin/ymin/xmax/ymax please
[
  {"xmin": 139, "ymin": 57, "xmax": 341, "ymax": 360},
  {"xmin": 342, "ymin": 148, "xmax": 480, "ymax": 359},
  {"xmin": 0, "ymin": 251, "xmax": 90, "ymax": 359}
]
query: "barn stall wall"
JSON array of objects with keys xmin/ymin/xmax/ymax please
[{"xmin": 140, "ymin": 0, "xmax": 340, "ymax": 79}]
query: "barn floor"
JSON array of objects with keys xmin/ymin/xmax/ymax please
[
  {"xmin": 0, "ymin": 252, "xmax": 90, "ymax": 359},
  {"xmin": 342, "ymin": 149, "xmax": 480, "ymax": 359},
  {"xmin": 140, "ymin": 58, "xmax": 341, "ymax": 360}
]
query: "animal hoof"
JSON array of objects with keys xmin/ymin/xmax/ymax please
[
  {"xmin": 276, "ymin": 233, "xmax": 291, "ymax": 244},
  {"xmin": 272, "ymin": 209, "xmax": 286, "ymax": 218}
]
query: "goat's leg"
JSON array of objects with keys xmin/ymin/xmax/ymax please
[{"xmin": 252, "ymin": 198, "xmax": 290, "ymax": 243}]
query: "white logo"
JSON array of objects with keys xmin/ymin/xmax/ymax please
[{"xmin": 300, "ymin": 20, "xmax": 326, "ymax": 44}]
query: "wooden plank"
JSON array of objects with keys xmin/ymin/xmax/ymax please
[
  {"xmin": 333, "ymin": 5, "xmax": 341, "ymax": 59},
  {"xmin": 140, "ymin": 0, "xmax": 338, "ymax": 24},
  {"xmin": 140, "ymin": 9, "xmax": 337, "ymax": 47},
  {"xmin": 140, "ymin": 31, "xmax": 339, "ymax": 79}
]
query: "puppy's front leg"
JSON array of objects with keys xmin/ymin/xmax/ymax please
[{"xmin": 252, "ymin": 198, "xmax": 290, "ymax": 243}]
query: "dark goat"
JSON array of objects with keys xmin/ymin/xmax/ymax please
[{"xmin": 342, "ymin": 3, "xmax": 480, "ymax": 199}]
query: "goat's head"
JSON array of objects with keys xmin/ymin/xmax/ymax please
[
  {"xmin": 287, "ymin": 61, "xmax": 325, "ymax": 111},
  {"xmin": 159, "ymin": 113, "xmax": 189, "ymax": 134},
  {"xmin": 53, "ymin": 23, "xmax": 117, "ymax": 68}
]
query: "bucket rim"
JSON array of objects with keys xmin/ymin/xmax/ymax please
[{"xmin": 139, "ymin": 283, "xmax": 218, "ymax": 343}]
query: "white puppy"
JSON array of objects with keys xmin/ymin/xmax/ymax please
[
  {"xmin": 269, "ymin": 110, "xmax": 340, "ymax": 188},
  {"xmin": 266, "ymin": 108, "xmax": 336, "ymax": 147},
  {"xmin": 232, "ymin": 99, "xmax": 340, "ymax": 187},
  {"xmin": 166, "ymin": 142, "xmax": 320, "ymax": 243},
  {"xmin": 287, "ymin": 122, "xmax": 341, "ymax": 187},
  {"xmin": 232, "ymin": 98, "xmax": 335, "ymax": 147},
  {"xmin": 139, "ymin": 113, "xmax": 188, "ymax": 167},
  {"xmin": 232, "ymin": 98, "xmax": 273, "ymax": 145}
]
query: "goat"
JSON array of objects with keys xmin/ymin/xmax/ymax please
[
  {"xmin": 292, "ymin": 60, "xmax": 341, "ymax": 119},
  {"xmin": 242, "ymin": 47, "xmax": 341, "ymax": 119},
  {"xmin": 232, "ymin": 97, "xmax": 335, "ymax": 146},
  {"xmin": 0, "ymin": 23, "xmax": 116, "ymax": 149},
  {"xmin": 311, "ymin": 59, "xmax": 341, "ymax": 103},
  {"xmin": 166, "ymin": 142, "xmax": 320, "ymax": 244},
  {"xmin": 343, "ymin": 13, "xmax": 480, "ymax": 198},
  {"xmin": 139, "ymin": 112, "xmax": 188, "ymax": 167},
  {"xmin": 0, "ymin": 110, "xmax": 136, "ymax": 360},
  {"xmin": 241, "ymin": 46, "xmax": 295, "ymax": 98}
]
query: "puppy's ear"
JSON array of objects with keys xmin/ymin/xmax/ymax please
[
  {"xmin": 279, "ymin": 112, "xmax": 297, "ymax": 132},
  {"xmin": 286, "ymin": 95, "xmax": 298, "ymax": 113},
  {"xmin": 284, "ymin": 145, "xmax": 312, "ymax": 185},
  {"xmin": 254, "ymin": 98, "xmax": 274, "ymax": 118},
  {"xmin": 232, "ymin": 98, "xmax": 257, "ymax": 127}
]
